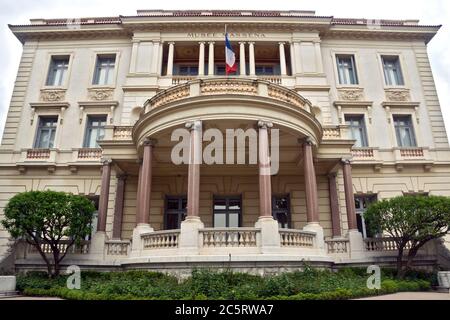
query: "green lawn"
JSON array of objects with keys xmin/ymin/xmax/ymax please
[{"xmin": 16, "ymin": 267, "xmax": 435, "ymax": 300}]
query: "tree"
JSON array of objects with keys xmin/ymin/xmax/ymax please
[
  {"xmin": 364, "ymin": 195, "xmax": 450, "ymax": 278},
  {"xmin": 1, "ymin": 190, "xmax": 95, "ymax": 278}
]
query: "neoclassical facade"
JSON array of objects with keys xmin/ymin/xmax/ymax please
[{"xmin": 0, "ymin": 10, "xmax": 449, "ymax": 274}]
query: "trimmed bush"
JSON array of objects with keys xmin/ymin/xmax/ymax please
[{"xmin": 16, "ymin": 267, "xmax": 433, "ymax": 300}]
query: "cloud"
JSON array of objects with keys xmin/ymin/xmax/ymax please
[{"xmin": 0, "ymin": 0, "xmax": 449, "ymax": 139}]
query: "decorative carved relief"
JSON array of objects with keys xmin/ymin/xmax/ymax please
[
  {"xmin": 88, "ymin": 88, "xmax": 114, "ymax": 101},
  {"xmin": 40, "ymin": 89, "xmax": 66, "ymax": 102},
  {"xmin": 385, "ymin": 88, "xmax": 410, "ymax": 102},
  {"xmin": 337, "ymin": 88, "xmax": 364, "ymax": 101}
]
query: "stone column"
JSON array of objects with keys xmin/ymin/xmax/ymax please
[
  {"xmin": 328, "ymin": 173, "xmax": 341, "ymax": 238},
  {"xmin": 179, "ymin": 120, "xmax": 204, "ymax": 254},
  {"xmin": 137, "ymin": 139, "xmax": 155, "ymax": 225},
  {"xmin": 91, "ymin": 158, "xmax": 111, "ymax": 257},
  {"xmin": 186, "ymin": 120, "xmax": 202, "ymax": 218},
  {"xmin": 150, "ymin": 41, "xmax": 160, "ymax": 74},
  {"xmin": 129, "ymin": 40, "xmax": 139, "ymax": 74},
  {"xmin": 131, "ymin": 139, "xmax": 156, "ymax": 255},
  {"xmin": 112, "ymin": 174, "xmax": 127, "ymax": 239},
  {"xmin": 278, "ymin": 42, "xmax": 287, "ymax": 76},
  {"xmin": 302, "ymin": 138, "xmax": 325, "ymax": 249},
  {"xmin": 258, "ymin": 121, "xmax": 273, "ymax": 218},
  {"xmin": 289, "ymin": 43, "xmax": 296, "ymax": 75},
  {"xmin": 303, "ymin": 139, "xmax": 319, "ymax": 224},
  {"xmin": 198, "ymin": 42, "xmax": 205, "ymax": 76},
  {"xmin": 167, "ymin": 42, "xmax": 175, "ymax": 76},
  {"xmin": 248, "ymin": 42, "xmax": 256, "ymax": 76},
  {"xmin": 342, "ymin": 159, "xmax": 365, "ymax": 257},
  {"xmin": 314, "ymin": 41, "xmax": 324, "ymax": 73},
  {"xmin": 97, "ymin": 159, "xmax": 112, "ymax": 232},
  {"xmin": 208, "ymin": 42, "xmax": 215, "ymax": 76},
  {"xmin": 342, "ymin": 159, "xmax": 357, "ymax": 231},
  {"xmin": 255, "ymin": 121, "xmax": 280, "ymax": 253},
  {"xmin": 239, "ymin": 42, "xmax": 246, "ymax": 76}
]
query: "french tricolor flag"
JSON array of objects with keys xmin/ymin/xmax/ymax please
[{"xmin": 225, "ymin": 32, "xmax": 237, "ymax": 75}]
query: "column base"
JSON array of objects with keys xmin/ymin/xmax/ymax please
[
  {"xmin": 88, "ymin": 231, "xmax": 107, "ymax": 260},
  {"xmin": 347, "ymin": 229, "xmax": 366, "ymax": 259},
  {"xmin": 179, "ymin": 216, "xmax": 204, "ymax": 255},
  {"xmin": 130, "ymin": 224, "xmax": 154, "ymax": 257},
  {"xmin": 303, "ymin": 222, "xmax": 325, "ymax": 250},
  {"xmin": 255, "ymin": 216, "xmax": 281, "ymax": 254}
]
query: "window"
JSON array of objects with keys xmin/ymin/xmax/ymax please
[
  {"xmin": 213, "ymin": 196, "xmax": 241, "ymax": 228},
  {"xmin": 272, "ymin": 195, "xmax": 290, "ymax": 229},
  {"xmin": 215, "ymin": 65, "xmax": 226, "ymax": 76},
  {"xmin": 84, "ymin": 115, "xmax": 107, "ymax": 148},
  {"xmin": 382, "ymin": 56, "xmax": 404, "ymax": 86},
  {"xmin": 46, "ymin": 56, "xmax": 69, "ymax": 86},
  {"xmin": 176, "ymin": 65, "xmax": 198, "ymax": 76},
  {"xmin": 393, "ymin": 115, "xmax": 416, "ymax": 147},
  {"xmin": 345, "ymin": 115, "xmax": 368, "ymax": 147},
  {"xmin": 34, "ymin": 116, "xmax": 58, "ymax": 148},
  {"xmin": 93, "ymin": 54, "xmax": 116, "ymax": 85},
  {"xmin": 164, "ymin": 196, "xmax": 187, "ymax": 230},
  {"xmin": 255, "ymin": 65, "xmax": 276, "ymax": 75},
  {"xmin": 336, "ymin": 55, "xmax": 358, "ymax": 85},
  {"xmin": 355, "ymin": 195, "xmax": 377, "ymax": 238}
]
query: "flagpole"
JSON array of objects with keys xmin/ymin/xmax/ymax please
[{"xmin": 225, "ymin": 24, "xmax": 228, "ymax": 77}]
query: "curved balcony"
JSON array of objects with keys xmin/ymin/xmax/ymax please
[{"xmin": 134, "ymin": 77, "xmax": 322, "ymax": 147}]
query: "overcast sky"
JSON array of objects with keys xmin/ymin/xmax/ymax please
[{"xmin": 0, "ymin": 0, "xmax": 449, "ymax": 139}]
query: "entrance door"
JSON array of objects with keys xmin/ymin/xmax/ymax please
[{"xmin": 164, "ymin": 196, "xmax": 187, "ymax": 230}]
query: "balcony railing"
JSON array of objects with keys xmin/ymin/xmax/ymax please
[
  {"xmin": 325, "ymin": 238, "xmax": 350, "ymax": 254},
  {"xmin": 258, "ymin": 75, "xmax": 282, "ymax": 85},
  {"xmin": 26, "ymin": 240, "xmax": 90, "ymax": 255},
  {"xmin": 400, "ymin": 147, "xmax": 424, "ymax": 158},
  {"xmin": 105, "ymin": 240, "xmax": 131, "ymax": 256},
  {"xmin": 172, "ymin": 76, "xmax": 196, "ymax": 85},
  {"xmin": 352, "ymin": 148, "xmax": 374, "ymax": 159},
  {"xmin": 26, "ymin": 148, "xmax": 51, "ymax": 159},
  {"xmin": 200, "ymin": 228, "xmax": 259, "ymax": 247},
  {"xmin": 279, "ymin": 229, "xmax": 315, "ymax": 248},
  {"xmin": 142, "ymin": 230, "xmax": 180, "ymax": 249},
  {"xmin": 77, "ymin": 148, "xmax": 102, "ymax": 160},
  {"xmin": 364, "ymin": 237, "xmax": 412, "ymax": 252}
]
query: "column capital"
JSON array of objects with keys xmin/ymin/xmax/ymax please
[
  {"xmin": 143, "ymin": 138, "xmax": 157, "ymax": 146},
  {"xmin": 328, "ymin": 172, "xmax": 338, "ymax": 179},
  {"xmin": 116, "ymin": 174, "xmax": 128, "ymax": 180},
  {"xmin": 208, "ymin": 41, "xmax": 215, "ymax": 45},
  {"xmin": 239, "ymin": 41, "xmax": 246, "ymax": 45},
  {"xmin": 198, "ymin": 41, "xmax": 206, "ymax": 45},
  {"xmin": 341, "ymin": 158, "xmax": 352, "ymax": 165},
  {"xmin": 257, "ymin": 120, "xmax": 273, "ymax": 129},
  {"xmin": 248, "ymin": 41, "xmax": 255, "ymax": 45},
  {"xmin": 101, "ymin": 158, "xmax": 112, "ymax": 166},
  {"xmin": 167, "ymin": 41, "xmax": 175, "ymax": 45},
  {"xmin": 299, "ymin": 137, "xmax": 316, "ymax": 146},
  {"xmin": 185, "ymin": 120, "xmax": 202, "ymax": 131},
  {"xmin": 278, "ymin": 42, "xmax": 286, "ymax": 45}
]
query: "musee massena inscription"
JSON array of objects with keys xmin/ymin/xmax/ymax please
[{"xmin": 187, "ymin": 32, "xmax": 266, "ymax": 38}]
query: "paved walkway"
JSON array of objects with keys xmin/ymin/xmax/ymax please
[
  {"xmin": 0, "ymin": 295, "xmax": 62, "ymax": 300},
  {"xmin": 357, "ymin": 292, "xmax": 450, "ymax": 300}
]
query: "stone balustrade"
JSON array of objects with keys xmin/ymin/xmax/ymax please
[
  {"xmin": 77, "ymin": 148, "xmax": 102, "ymax": 160},
  {"xmin": 200, "ymin": 228, "xmax": 259, "ymax": 247},
  {"xmin": 258, "ymin": 75, "xmax": 282, "ymax": 85},
  {"xmin": 279, "ymin": 229, "xmax": 315, "ymax": 248},
  {"xmin": 142, "ymin": 230, "xmax": 180, "ymax": 249},
  {"xmin": 171, "ymin": 76, "xmax": 196, "ymax": 85},
  {"xmin": 105, "ymin": 240, "xmax": 130, "ymax": 256},
  {"xmin": 352, "ymin": 148, "xmax": 375, "ymax": 159},
  {"xmin": 113, "ymin": 126, "xmax": 133, "ymax": 140},
  {"xmin": 364, "ymin": 237, "xmax": 412, "ymax": 252},
  {"xmin": 26, "ymin": 148, "xmax": 51, "ymax": 159},
  {"xmin": 26, "ymin": 240, "xmax": 90, "ymax": 255},
  {"xmin": 400, "ymin": 147, "xmax": 424, "ymax": 158},
  {"xmin": 325, "ymin": 238, "xmax": 349, "ymax": 254},
  {"xmin": 145, "ymin": 78, "xmax": 312, "ymax": 113}
]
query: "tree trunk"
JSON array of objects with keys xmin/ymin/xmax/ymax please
[{"xmin": 396, "ymin": 246, "xmax": 405, "ymax": 279}]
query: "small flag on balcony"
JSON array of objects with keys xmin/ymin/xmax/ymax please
[{"xmin": 225, "ymin": 30, "xmax": 237, "ymax": 75}]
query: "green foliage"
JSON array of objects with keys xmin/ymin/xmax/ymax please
[
  {"xmin": 364, "ymin": 195, "xmax": 450, "ymax": 241},
  {"xmin": 1, "ymin": 191, "xmax": 95, "ymax": 277},
  {"xmin": 16, "ymin": 268, "xmax": 433, "ymax": 300},
  {"xmin": 364, "ymin": 195, "xmax": 450, "ymax": 277}
]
